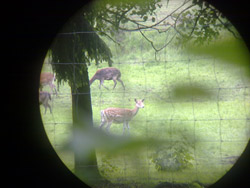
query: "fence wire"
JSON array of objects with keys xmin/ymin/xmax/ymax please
[{"xmin": 40, "ymin": 29, "xmax": 250, "ymax": 186}]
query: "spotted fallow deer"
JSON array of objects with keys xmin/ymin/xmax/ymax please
[
  {"xmin": 89, "ymin": 67, "xmax": 125, "ymax": 90},
  {"xmin": 40, "ymin": 72, "xmax": 57, "ymax": 95},
  {"xmin": 39, "ymin": 91, "xmax": 52, "ymax": 114},
  {"xmin": 100, "ymin": 99, "xmax": 145, "ymax": 135}
]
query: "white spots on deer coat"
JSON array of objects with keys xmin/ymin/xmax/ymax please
[{"xmin": 100, "ymin": 99, "xmax": 145, "ymax": 135}]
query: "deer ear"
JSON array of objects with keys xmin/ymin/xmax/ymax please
[{"xmin": 142, "ymin": 99, "xmax": 145, "ymax": 102}]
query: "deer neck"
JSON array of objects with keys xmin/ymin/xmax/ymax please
[
  {"xmin": 89, "ymin": 75, "xmax": 96, "ymax": 85},
  {"xmin": 132, "ymin": 105, "xmax": 140, "ymax": 117}
]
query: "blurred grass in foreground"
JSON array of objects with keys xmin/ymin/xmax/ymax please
[{"xmin": 185, "ymin": 37, "xmax": 250, "ymax": 77}]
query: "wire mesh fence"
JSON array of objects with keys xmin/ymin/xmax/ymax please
[
  {"xmin": 41, "ymin": 55, "xmax": 250, "ymax": 187},
  {"xmin": 39, "ymin": 19, "xmax": 250, "ymax": 187}
]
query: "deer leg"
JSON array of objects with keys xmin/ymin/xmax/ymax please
[
  {"xmin": 100, "ymin": 79, "xmax": 109, "ymax": 90},
  {"xmin": 113, "ymin": 79, "xmax": 117, "ymax": 89},
  {"xmin": 43, "ymin": 104, "xmax": 47, "ymax": 114},
  {"xmin": 99, "ymin": 80, "xmax": 102, "ymax": 89},
  {"xmin": 100, "ymin": 110, "xmax": 107, "ymax": 130},
  {"xmin": 123, "ymin": 122, "xmax": 126, "ymax": 135},
  {"xmin": 47, "ymin": 103, "xmax": 52, "ymax": 114},
  {"xmin": 106, "ymin": 121, "xmax": 112, "ymax": 133},
  {"xmin": 49, "ymin": 84, "xmax": 53, "ymax": 94},
  {"xmin": 99, "ymin": 120, "xmax": 106, "ymax": 129},
  {"xmin": 117, "ymin": 78, "xmax": 125, "ymax": 90},
  {"xmin": 126, "ymin": 122, "xmax": 130, "ymax": 135},
  {"xmin": 49, "ymin": 83, "xmax": 56, "ymax": 95},
  {"xmin": 52, "ymin": 84, "xmax": 58, "ymax": 96}
]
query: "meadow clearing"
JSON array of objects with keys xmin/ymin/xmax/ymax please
[
  {"xmin": 40, "ymin": 0, "xmax": 250, "ymax": 186},
  {"xmin": 41, "ymin": 44, "xmax": 250, "ymax": 187}
]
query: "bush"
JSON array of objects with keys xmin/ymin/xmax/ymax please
[{"xmin": 150, "ymin": 142, "xmax": 194, "ymax": 172}]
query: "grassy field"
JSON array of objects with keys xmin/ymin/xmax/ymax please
[
  {"xmin": 41, "ymin": 50, "xmax": 250, "ymax": 187},
  {"xmin": 40, "ymin": 0, "xmax": 249, "ymax": 187}
]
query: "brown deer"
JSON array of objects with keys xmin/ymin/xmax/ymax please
[
  {"xmin": 40, "ymin": 72, "xmax": 57, "ymax": 95},
  {"xmin": 89, "ymin": 67, "xmax": 125, "ymax": 90},
  {"xmin": 100, "ymin": 99, "xmax": 145, "ymax": 135},
  {"xmin": 39, "ymin": 91, "xmax": 52, "ymax": 114}
]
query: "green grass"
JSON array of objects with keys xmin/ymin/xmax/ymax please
[
  {"xmin": 40, "ymin": 2, "xmax": 250, "ymax": 184},
  {"xmin": 41, "ymin": 54, "xmax": 250, "ymax": 187}
]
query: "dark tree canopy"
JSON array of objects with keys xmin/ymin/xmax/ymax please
[
  {"xmin": 50, "ymin": 0, "xmax": 164, "ymax": 90},
  {"xmin": 49, "ymin": 2, "xmax": 162, "ymax": 184},
  {"xmin": 51, "ymin": 16, "xmax": 112, "ymax": 89},
  {"xmin": 83, "ymin": 0, "xmax": 161, "ymax": 32},
  {"xmin": 50, "ymin": 12, "xmax": 115, "ymax": 185},
  {"xmin": 50, "ymin": 0, "xmax": 237, "ymax": 85},
  {"xmin": 47, "ymin": 1, "xmax": 243, "ymax": 186},
  {"xmin": 173, "ymin": 0, "xmax": 238, "ymax": 46}
]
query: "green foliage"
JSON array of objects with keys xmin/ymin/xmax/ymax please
[
  {"xmin": 99, "ymin": 155, "xmax": 119, "ymax": 177},
  {"xmin": 50, "ymin": 16, "xmax": 113, "ymax": 89},
  {"xmin": 149, "ymin": 125, "xmax": 195, "ymax": 173},
  {"xmin": 50, "ymin": 0, "xmax": 163, "ymax": 88},
  {"xmin": 50, "ymin": 0, "xmax": 241, "ymax": 86},
  {"xmin": 151, "ymin": 143, "xmax": 194, "ymax": 172},
  {"xmin": 174, "ymin": 0, "xmax": 235, "ymax": 46},
  {"xmin": 42, "ymin": 0, "xmax": 250, "ymax": 186},
  {"xmin": 42, "ymin": 52, "xmax": 250, "ymax": 185},
  {"xmin": 83, "ymin": 0, "xmax": 161, "ymax": 34}
]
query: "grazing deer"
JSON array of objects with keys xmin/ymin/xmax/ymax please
[
  {"xmin": 40, "ymin": 72, "xmax": 57, "ymax": 95},
  {"xmin": 89, "ymin": 67, "xmax": 125, "ymax": 90},
  {"xmin": 39, "ymin": 91, "xmax": 52, "ymax": 114},
  {"xmin": 100, "ymin": 99, "xmax": 145, "ymax": 135}
]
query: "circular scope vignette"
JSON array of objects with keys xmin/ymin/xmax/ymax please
[{"xmin": 39, "ymin": 0, "xmax": 250, "ymax": 187}]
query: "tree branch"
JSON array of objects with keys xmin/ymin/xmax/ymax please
[
  {"xmin": 188, "ymin": 7, "xmax": 209, "ymax": 38},
  {"xmin": 98, "ymin": 0, "xmax": 193, "ymax": 33},
  {"xmin": 173, "ymin": 4, "xmax": 197, "ymax": 37},
  {"xmin": 138, "ymin": 24, "xmax": 177, "ymax": 60},
  {"xmin": 217, "ymin": 17, "xmax": 240, "ymax": 39},
  {"xmin": 98, "ymin": 31, "xmax": 121, "ymax": 46}
]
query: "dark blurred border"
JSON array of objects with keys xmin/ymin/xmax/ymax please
[{"xmin": 4, "ymin": 0, "xmax": 249, "ymax": 187}]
